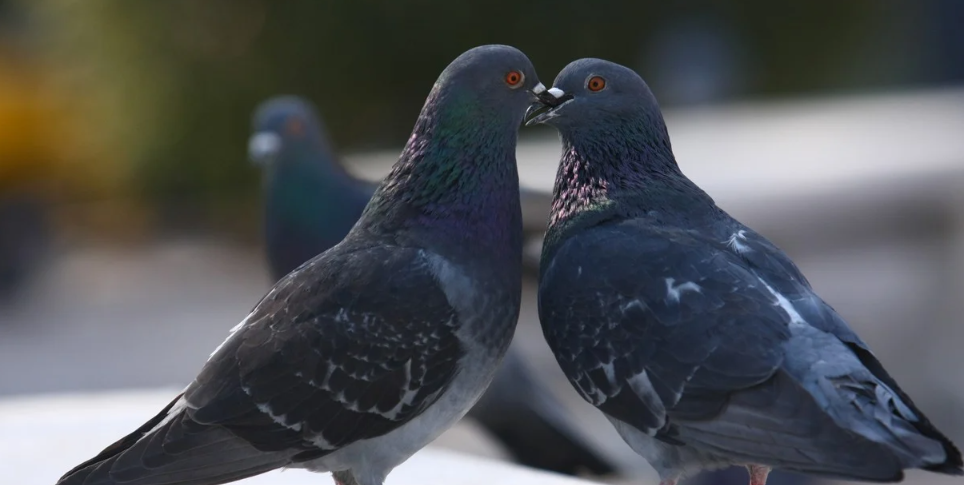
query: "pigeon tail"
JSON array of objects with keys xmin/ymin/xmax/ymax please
[
  {"xmin": 845, "ymin": 344, "xmax": 963, "ymax": 475},
  {"xmin": 56, "ymin": 394, "xmax": 290, "ymax": 485}
]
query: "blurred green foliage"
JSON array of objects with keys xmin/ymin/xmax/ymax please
[{"xmin": 16, "ymin": 0, "xmax": 935, "ymax": 224}]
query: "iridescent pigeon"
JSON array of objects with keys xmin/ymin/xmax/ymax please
[
  {"xmin": 57, "ymin": 44, "xmax": 543, "ymax": 485},
  {"xmin": 529, "ymin": 58, "xmax": 962, "ymax": 485}
]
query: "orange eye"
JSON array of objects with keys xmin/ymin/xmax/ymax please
[
  {"xmin": 505, "ymin": 70, "xmax": 525, "ymax": 89},
  {"xmin": 285, "ymin": 117, "xmax": 304, "ymax": 136},
  {"xmin": 587, "ymin": 76, "xmax": 606, "ymax": 92}
]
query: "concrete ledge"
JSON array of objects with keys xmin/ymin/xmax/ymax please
[{"xmin": 0, "ymin": 389, "xmax": 599, "ymax": 485}]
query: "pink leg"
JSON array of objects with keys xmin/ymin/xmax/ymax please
[
  {"xmin": 332, "ymin": 471, "xmax": 354, "ymax": 485},
  {"xmin": 746, "ymin": 465, "xmax": 772, "ymax": 485},
  {"xmin": 659, "ymin": 477, "xmax": 679, "ymax": 485}
]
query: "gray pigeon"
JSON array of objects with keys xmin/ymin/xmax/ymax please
[
  {"xmin": 56, "ymin": 44, "xmax": 543, "ymax": 485},
  {"xmin": 527, "ymin": 58, "xmax": 962, "ymax": 485},
  {"xmin": 247, "ymin": 95, "xmax": 617, "ymax": 476}
]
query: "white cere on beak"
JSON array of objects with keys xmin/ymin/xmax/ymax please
[
  {"xmin": 532, "ymin": 83, "xmax": 547, "ymax": 95},
  {"xmin": 548, "ymin": 87, "xmax": 566, "ymax": 99},
  {"xmin": 248, "ymin": 132, "xmax": 282, "ymax": 163}
]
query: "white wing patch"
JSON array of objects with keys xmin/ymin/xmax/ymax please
[
  {"xmin": 423, "ymin": 251, "xmax": 475, "ymax": 314},
  {"xmin": 381, "ymin": 360, "xmax": 420, "ymax": 420},
  {"xmin": 578, "ymin": 373, "xmax": 610, "ymax": 406},
  {"xmin": 759, "ymin": 279, "xmax": 807, "ymax": 327},
  {"xmin": 665, "ymin": 278, "xmax": 701, "ymax": 303},
  {"xmin": 253, "ymin": 400, "xmax": 304, "ymax": 432},
  {"xmin": 626, "ymin": 371, "xmax": 667, "ymax": 433},
  {"xmin": 601, "ymin": 362, "xmax": 616, "ymax": 382},
  {"xmin": 726, "ymin": 230, "xmax": 751, "ymax": 254},
  {"xmin": 620, "ymin": 299, "xmax": 646, "ymax": 314}
]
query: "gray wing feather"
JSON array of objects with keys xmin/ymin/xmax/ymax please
[
  {"xmin": 540, "ymin": 218, "xmax": 958, "ymax": 479},
  {"xmin": 57, "ymin": 244, "xmax": 466, "ymax": 485}
]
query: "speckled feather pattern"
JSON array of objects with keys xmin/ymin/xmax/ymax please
[
  {"xmin": 536, "ymin": 58, "xmax": 962, "ymax": 484},
  {"xmin": 56, "ymin": 45, "xmax": 534, "ymax": 485}
]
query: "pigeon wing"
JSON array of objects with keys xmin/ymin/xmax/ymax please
[
  {"xmin": 539, "ymin": 220, "xmax": 793, "ymax": 437},
  {"xmin": 186, "ymin": 244, "xmax": 465, "ymax": 459}
]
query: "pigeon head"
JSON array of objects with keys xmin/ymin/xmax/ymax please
[
  {"xmin": 530, "ymin": 59, "xmax": 686, "ymax": 232},
  {"xmin": 526, "ymin": 58, "xmax": 662, "ymax": 126},
  {"xmin": 427, "ymin": 44, "xmax": 545, "ymax": 130},
  {"xmin": 525, "ymin": 58, "xmax": 666, "ymax": 132},
  {"xmin": 249, "ymin": 96, "xmax": 333, "ymax": 168},
  {"xmin": 527, "ymin": 58, "xmax": 678, "ymax": 181},
  {"xmin": 360, "ymin": 45, "xmax": 542, "ymax": 255}
]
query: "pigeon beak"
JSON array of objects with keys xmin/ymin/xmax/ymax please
[
  {"xmin": 248, "ymin": 132, "xmax": 283, "ymax": 166},
  {"xmin": 524, "ymin": 87, "xmax": 573, "ymax": 126}
]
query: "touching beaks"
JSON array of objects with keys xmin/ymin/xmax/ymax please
[
  {"xmin": 524, "ymin": 87, "xmax": 573, "ymax": 126},
  {"xmin": 248, "ymin": 132, "xmax": 283, "ymax": 165}
]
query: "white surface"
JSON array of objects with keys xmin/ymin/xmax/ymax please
[{"xmin": 0, "ymin": 389, "xmax": 598, "ymax": 485}]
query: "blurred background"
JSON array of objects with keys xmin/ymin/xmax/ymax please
[{"xmin": 1, "ymin": 1, "xmax": 963, "ymax": 485}]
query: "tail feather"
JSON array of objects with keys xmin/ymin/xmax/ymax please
[
  {"xmin": 59, "ymin": 395, "xmax": 186, "ymax": 482},
  {"xmin": 57, "ymin": 395, "xmax": 290, "ymax": 485},
  {"xmin": 845, "ymin": 343, "xmax": 963, "ymax": 475},
  {"xmin": 676, "ymin": 371, "xmax": 907, "ymax": 482}
]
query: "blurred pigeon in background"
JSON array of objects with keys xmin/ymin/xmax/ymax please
[
  {"xmin": 248, "ymin": 97, "xmax": 372, "ymax": 279},
  {"xmin": 0, "ymin": 193, "xmax": 48, "ymax": 302},
  {"xmin": 57, "ymin": 44, "xmax": 543, "ymax": 485},
  {"xmin": 248, "ymin": 95, "xmax": 616, "ymax": 477},
  {"xmin": 529, "ymin": 58, "xmax": 962, "ymax": 485}
]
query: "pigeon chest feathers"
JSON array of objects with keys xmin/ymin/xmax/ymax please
[{"xmin": 548, "ymin": 143, "xmax": 613, "ymax": 227}]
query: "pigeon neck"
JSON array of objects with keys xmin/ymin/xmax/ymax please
[
  {"xmin": 548, "ymin": 124, "xmax": 682, "ymax": 222},
  {"xmin": 359, "ymin": 90, "xmax": 523, "ymax": 258}
]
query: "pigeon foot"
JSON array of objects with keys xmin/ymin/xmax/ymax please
[
  {"xmin": 746, "ymin": 464, "xmax": 771, "ymax": 485},
  {"xmin": 333, "ymin": 470, "xmax": 359, "ymax": 485}
]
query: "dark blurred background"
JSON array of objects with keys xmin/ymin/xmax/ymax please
[
  {"xmin": 1, "ymin": 1, "xmax": 963, "ymax": 485},
  {"xmin": 0, "ymin": 0, "xmax": 961, "ymax": 240}
]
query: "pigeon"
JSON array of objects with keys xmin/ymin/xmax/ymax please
[
  {"xmin": 0, "ymin": 194, "xmax": 48, "ymax": 301},
  {"xmin": 527, "ymin": 58, "xmax": 963, "ymax": 485},
  {"xmin": 247, "ymin": 95, "xmax": 617, "ymax": 476},
  {"xmin": 247, "ymin": 96, "xmax": 372, "ymax": 280},
  {"xmin": 57, "ymin": 44, "xmax": 543, "ymax": 485}
]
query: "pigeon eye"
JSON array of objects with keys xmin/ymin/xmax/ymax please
[
  {"xmin": 587, "ymin": 76, "xmax": 607, "ymax": 92},
  {"xmin": 285, "ymin": 117, "xmax": 305, "ymax": 137},
  {"xmin": 505, "ymin": 70, "xmax": 525, "ymax": 89}
]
